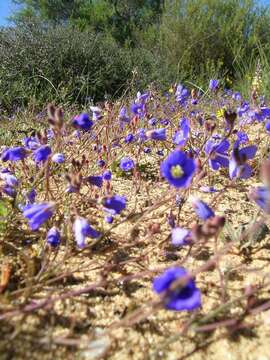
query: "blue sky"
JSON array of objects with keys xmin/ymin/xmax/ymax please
[{"xmin": 1, "ymin": 0, "xmax": 270, "ymax": 26}]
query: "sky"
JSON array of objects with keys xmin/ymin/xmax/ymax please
[
  {"xmin": 1, "ymin": 0, "xmax": 270, "ymax": 26},
  {"xmin": 0, "ymin": 0, "xmax": 17, "ymax": 26}
]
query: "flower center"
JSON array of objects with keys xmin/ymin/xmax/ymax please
[{"xmin": 171, "ymin": 165, "xmax": 184, "ymax": 178}]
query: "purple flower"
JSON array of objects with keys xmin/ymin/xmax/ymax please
[
  {"xmin": 73, "ymin": 217, "xmax": 100, "ymax": 248},
  {"xmin": 47, "ymin": 227, "xmax": 61, "ymax": 247},
  {"xmin": 173, "ymin": 118, "xmax": 190, "ymax": 146},
  {"xmin": 249, "ymin": 186, "xmax": 270, "ymax": 214},
  {"xmin": 172, "ymin": 228, "xmax": 190, "ymax": 246},
  {"xmin": 103, "ymin": 170, "xmax": 112, "ymax": 181},
  {"xmin": 2, "ymin": 185, "xmax": 16, "ymax": 198},
  {"xmin": 72, "ymin": 113, "xmax": 93, "ymax": 131},
  {"xmin": 97, "ymin": 159, "xmax": 106, "ymax": 168},
  {"xmin": 23, "ymin": 136, "xmax": 40, "ymax": 150},
  {"xmin": 52, "ymin": 153, "xmax": 65, "ymax": 163},
  {"xmin": 1, "ymin": 147, "xmax": 27, "ymax": 162},
  {"xmin": 229, "ymin": 145, "xmax": 257, "ymax": 179},
  {"xmin": 105, "ymin": 215, "xmax": 113, "ymax": 224},
  {"xmin": 153, "ymin": 267, "xmax": 201, "ymax": 311},
  {"xmin": 175, "ymin": 84, "xmax": 189, "ymax": 106},
  {"xmin": 191, "ymin": 197, "xmax": 215, "ymax": 220},
  {"xmin": 148, "ymin": 117, "xmax": 158, "ymax": 126},
  {"xmin": 119, "ymin": 107, "xmax": 130, "ymax": 123},
  {"xmin": 34, "ymin": 146, "xmax": 52, "ymax": 163},
  {"xmin": 26, "ymin": 188, "xmax": 36, "ymax": 203},
  {"xmin": 23, "ymin": 202, "xmax": 54, "ymax": 231},
  {"xmin": 147, "ymin": 128, "xmax": 166, "ymax": 141},
  {"xmin": 124, "ymin": 134, "xmax": 134, "ymax": 143},
  {"xmin": 86, "ymin": 175, "xmax": 103, "ymax": 188},
  {"xmin": 209, "ymin": 79, "xmax": 219, "ymax": 91},
  {"xmin": 161, "ymin": 150, "xmax": 195, "ymax": 188},
  {"xmin": 205, "ymin": 139, "xmax": 230, "ymax": 170},
  {"xmin": 234, "ymin": 131, "xmax": 249, "ymax": 148},
  {"xmin": 103, "ymin": 195, "xmax": 126, "ymax": 215},
  {"xmin": 120, "ymin": 157, "xmax": 134, "ymax": 171},
  {"xmin": 90, "ymin": 106, "xmax": 102, "ymax": 121},
  {"xmin": 0, "ymin": 172, "xmax": 18, "ymax": 187}
]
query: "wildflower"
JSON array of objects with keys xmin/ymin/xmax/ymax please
[
  {"xmin": 90, "ymin": 106, "xmax": 102, "ymax": 121},
  {"xmin": 73, "ymin": 217, "xmax": 100, "ymax": 248},
  {"xmin": 86, "ymin": 175, "xmax": 103, "ymax": 188},
  {"xmin": 153, "ymin": 267, "xmax": 201, "ymax": 311},
  {"xmin": 160, "ymin": 118, "xmax": 170, "ymax": 126},
  {"xmin": 249, "ymin": 186, "xmax": 270, "ymax": 214},
  {"xmin": 175, "ymin": 84, "xmax": 189, "ymax": 106},
  {"xmin": 97, "ymin": 159, "xmax": 106, "ymax": 168},
  {"xmin": 34, "ymin": 145, "xmax": 52, "ymax": 163},
  {"xmin": 118, "ymin": 107, "xmax": 130, "ymax": 123},
  {"xmin": 0, "ymin": 172, "xmax": 18, "ymax": 187},
  {"xmin": 72, "ymin": 113, "xmax": 93, "ymax": 131},
  {"xmin": 2, "ymin": 185, "xmax": 16, "ymax": 198},
  {"xmin": 1, "ymin": 147, "xmax": 27, "ymax": 162},
  {"xmin": 23, "ymin": 136, "xmax": 40, "ymax": 150},
  {"xmin": 147, "ymin": 128, "xmax": 166, "ymax": 141},
  {"xmin": 199, "ymin": 186, "xmax": 218, "ymax": 193},
  {"xmin": 47, "ymin": 227, "xmax": 61, "ymax": 247},
  {"xmin": 161, "ymin": 150, "xmax": 195, "ymax": 188},
  {"xmin": 23, "ymin": 202, "xmax": 54, "ymax": 231},
  {"xmin": 103, "ymin": 195, "xmax": 126, "ymax": 215},
  {"xmin": 191, "ymin": 197, "xmax": 215, "ymax": 220},
  {"xmin": 105, "ymin": 215, "xmax": 113, "ymax": 224},
  {"xmin": 172, "ymin": 228, "xmax": 191, "ymax": 246},
  {"xmin": 148, "ymin": 117, "xmax": 158, "ymax": 126},
  {"xmin": 144, "ymin": 147, "xmax": 151, "ymax": 154},
  {"xmin": 204, "ymin": 139, "xmax": 230, "ymax": 170},
  {"xmin": 120, "ymin": 157, "xmax": 134, "ymax": 172},
  {"xmin": 26, "ymin": 188, "xmax": 36, "ymax": 203},
  {"xmin": 173, "ymin": 118, "xmax": 190, "ymax": 146},
  {"xmin": 209, "ymin": 79, "xmax": 219, "ymax": 91},
  {"xmin": 229, "ymin": 145, "xmax": 257, "ymax": 179},
  {"xmin": 52, "ymin": 153, "xmax": 65, "ymax": 163},
  {"xmin": 124, "ymin": 134, "xmax": 134, "ymax": 143},
  {"xmin": 157, "ymin": 149, "xmax": 164, "ymax": 156},
  {"xmin": 103, "ymin": 170, "xmax": 112, "ymax": 181}
]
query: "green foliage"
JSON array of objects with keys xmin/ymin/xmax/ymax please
[{"xmin": 1, "ymin": 0, "xmax": 270, "ymax": 112}]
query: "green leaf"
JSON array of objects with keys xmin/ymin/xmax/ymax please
[{"xmin": 0, "ymin": 201, "xmax": 9, "ymax": 218}]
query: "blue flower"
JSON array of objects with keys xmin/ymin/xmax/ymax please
[
  {"xmin": 124, "ymin": 134, "xmax": 134, "ymax": 143},
  {"xmin": 120, "ymin": 157, "xmax": 134, "ymax": 172},
  {"xmin": 86, "ymin": 175, "xmax": 103, "ymax": 188},
  {"xmin": 90, "ymin": 106, "xmax": 102, "ymax": 121},
  {"xmin": 175, "ymin": 84, "xmax": 189, "ymax": 106},
  {"xmin": 52, "ymin": 153, "xmax": 65, "ymax": 163},
  {"xmin": 103, "ymin": 170, "xmax": 112, "ymax": 181},
  {"xmin": 97, "ymin": 159, "xmax": 106, "ymax": 168},
  {"xmin": 72, "ymin": 113, "xmax": 93, "ymax": 131},
  {"xmin": 119, "ymin": 107, "xmax": 130, "ymax": 123},
  {"xmin": 153, "ymin": 267, "xmax": 201, "ymax": 311},
  {"xmin": 173, "ymin": 118, "xmax": 190, "ymax": 146},
  {"xmin": 172, "ymin": 228, "xmax": 190, "ymax": 246},
  {"xmin": 23, "ymin": 136, "xmax": 40, "ymax": 150},
  {"xmin": 2, "ymin": 185, "xmax": 16, "ymax": 198},
  {"xmin": 0, "ymin": 172, "xmax": 18, "ymax": 187},
  {"xmin": 1, "ymin": 147, "xmax": 27, "ymax": 162},
  {"xmin": 161, "ymin": 150, "xmax": 195, "ymax": 188},
  {"xmin": 229, "ymin": 145, "xmax": 257, "ymax": 179},
  {"xmin": 191, "ymin": 197, "xmax": 215, "ymax": 220},
  {"xmin": 204, "ymin": 139, "xmax": 230, "ymax": 170},
  {"xmin": 23, "ymin": 202, "xmax": 54, "ymax": 231},
  {"xmin": 73, "ymin": 217, "xmax": 100, "ymax": 248},
  {"xmin": 105, "ymin": 215, "xmax": 114, "ymax": 224},
  {"xmin": 209, "ymin": 79, "xmax": 219, "ymax": 91},
  {"xmin": 47, "ymin": 227, "xmax": 61, "ymax": 247},
  {"xmin": 103, "ymin": 195, "xmax": 126, "ymax": 215},
  {"xmin": 249, "ymin": 186, "xmax": 270, "ymax": 214},
  {"xmin": 147, "ymin": 128, "xmax": 166, "ymax": 141},
  {"xmin": 34, "ymin": 146, "xmax": 52, "ymax": 163}
]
